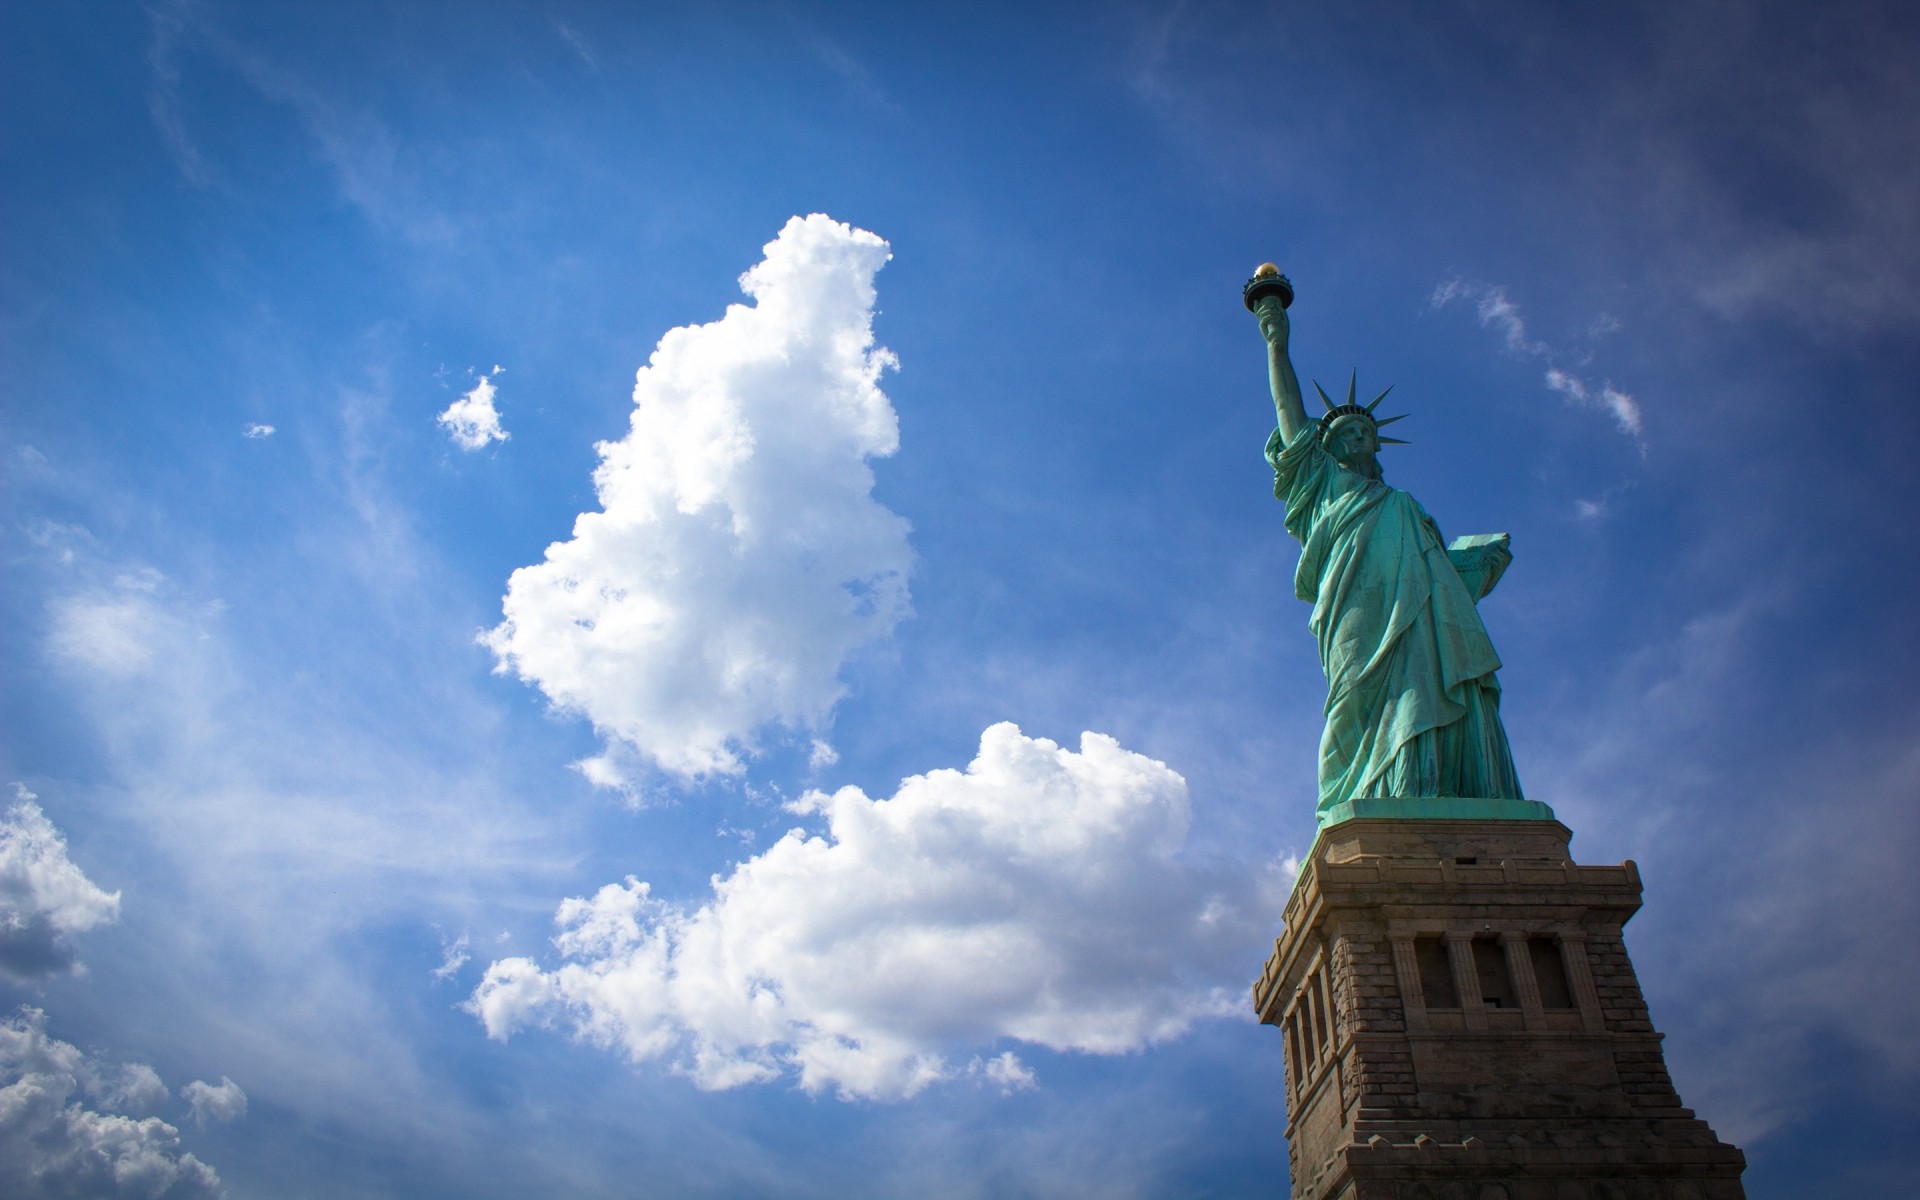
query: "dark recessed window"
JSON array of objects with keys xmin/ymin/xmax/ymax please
[
  {"xmin": 1530, "ymin": 936, "xmax": 1577, "ymax": 1009},
  {"xmin": 1415, "ymin": 936, "xmax": 1460, "ymax": 1008},
  {"xmin": 1473, "ymin": 936, "xmax": 1517, "ymax": 1009}
]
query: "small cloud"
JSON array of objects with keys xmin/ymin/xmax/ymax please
[
  {"xmin": 1598, "ymin": 385, "xmax": 1644, "ymax": 439},
  {"xmin": 13, "ymin": 445, "xmax": 55, "ymax": 482},
  {"xmin": 1575, "ymin": 498, "xmax": 1608, "ymax": 521},
  {"xmin": 1477, "ymin": 287, "xmax": 1545, "ymax": 356},
  {"xmin": 144, "ymin": 6, "xmax": 217, "ymax": 189},
  {"xmin": 568, "ymin": 751, "xmax": 654, "ymax": 807},
  {"xmin": 436, "ymin": 366, "xmax": 508, "ymax": 451},
  {"xmin": 180, "ymin": 1076, "xmax": 248, "ymax": 1127},
  {"xmin": 803, "ymin": 30, "xmax": 897, "ymax": 113},
  {"xmin": 111, "ymin": 568, "xmax": 164, "ymax": 593},
  {"xmin": 1545, "ymin": 366, "xmax": 1588, "ymax": 402},
  {"xmin": 1431, "ymin": 278, "xmax": 1543, "ymax": 355},
  {"xmin": 967, "ymin": 1051, "xmax": 1038, "ymax": 1095},
  {"xmin": 807, "ymin": 740, "xmax": 839, "ymax": 770},
  {"xmin": 0, "ymin": 786, "xmax": 122, "ymax": 983},
  {"xmin": 714, "ymin": 823, "xmax": 757, "ymax": 849},
  {"xmin": 241, "ymin": 423, "xmax": 275, "ymax": 439},
  {"xmin": 552, "ymin": 19, "xmax": 598, "ymax": 72},
  {"xmin": 431, "ymin": 931, "xmax": 470, "ymax": 982}
]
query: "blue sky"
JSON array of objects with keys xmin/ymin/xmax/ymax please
[{"xmin": 4, "ymin": 2, "xmax": 1917, "ymax": 1196}]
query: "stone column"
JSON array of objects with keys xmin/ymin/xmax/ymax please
[
  {"xmin": 1557, "ymin": 930, "xmax": 1606, "ymax": 1033},
  {"xmin": 1444, "ymin": 930, "xmax": 1486, "ymax": 1030},
  {"xmin": 1389, "ymin": 936, "xmax": 1427, "ymax": 1032},
  {"xmin": 1500, "ymin": 930, "xmax": 1546, "ymax": 1027}
]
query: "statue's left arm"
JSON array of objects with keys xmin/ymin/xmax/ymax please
[{"xmin": 1447, "ymin": 533, "xmax": 1512, "ymax": 602}]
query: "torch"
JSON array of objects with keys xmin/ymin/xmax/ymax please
[{"xmin": 1241, "ymin": 263, "xmax": 1293, "ymax": 312}]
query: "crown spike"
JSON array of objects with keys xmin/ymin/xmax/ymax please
[
  {"xmin": 1312, "ymin": 381, "xmax": 1336, "ymax": 413},
  {"xmin": 1345, "ymin": 371, "xmax": 1358, "ymax": 408},
  {"xmin": 1374, "ymin": 413, "xmax": 1409, "ymax": 428},
  {"xmin": 1377, "ymin": 436, "xmax": 1411, "ymax": 445},
  {"xmin": 1365, "ymin": 385, "xmax": 1394, "ymax": 413}
]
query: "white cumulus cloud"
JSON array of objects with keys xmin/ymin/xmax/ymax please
[
  {"xmin": 179, "ymin": 1077, "xmax": 247, "ymax": 1128},
  {"xmin": 482, "ymin": 214, "xmax": 912, "ymax": 782},
  {"xmin": 469, "ymin": 723, "xmax": 1280, "ymax": 1100},
  {"xmin": 0, "ymin": 787, "xmax": 122, "ymax": 982},
  {"xmin": 436, "ymin": 366, "xmax": 508, "ymax": 451},
  {"xmin": 240, "ymin": 423, "xmax": 274, "ymax": 439},
  {"xmin": 84, "ymin": 1062, "xmax": 169, "ymax": 1116},
  {"xmin": 0, "ymin": 1008, "xmax": 223, "ymax": 1200}
]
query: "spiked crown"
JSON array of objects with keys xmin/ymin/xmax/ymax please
[{"xmin": 1314, "ymin": 372, "xmax": 1409, "ymax": 445}]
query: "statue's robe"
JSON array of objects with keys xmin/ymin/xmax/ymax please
[{"xmin": 1267, "ymin": 425, "xmax": 1524, "ymax": 823}]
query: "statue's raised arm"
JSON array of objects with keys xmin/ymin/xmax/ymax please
[{"xmin": 1245, "ymin": 266, "xmax": 1309, "ymax": 445}]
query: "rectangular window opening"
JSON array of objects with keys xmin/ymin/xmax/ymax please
[
  {"xmin": 1307, "ymin": 973, "xmax": 1328, "ymax": 1053},
  {"xmin": 1287, "ymin": 1011, "xmax": 1305, "ymax": 1082},
  {"xmin": 1414, "ymin": 936, "xmax": 1460, "ymax": 1008},
  {"xmin": 1472, "ymin": 936, "xmax": 1518, "ymax": 1009},
  {"xmin": 1530, "ymin": 936, "xmax": 1577, "ymax": 1009}
]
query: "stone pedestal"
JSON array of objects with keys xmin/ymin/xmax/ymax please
[{"xmin": 1254, "ymin": 817, "xmax": 1746, "ymax": 1200}]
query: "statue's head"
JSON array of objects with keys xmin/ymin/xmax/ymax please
[
  {"xmin": 1315, "ymin": 374, "xmax": 1407, "ymax": 476},
  {"xmin": 1325, "ymin": 413, "xmax": 1380, "ymax": 468}
]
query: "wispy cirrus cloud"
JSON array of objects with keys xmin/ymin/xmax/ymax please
[
  {"xmin": 551, "ymin": 18, "xmax": 598, "ymax": 74},
  {"xmin": 1431, "ymin": 278, "xmax": 1645, "ymax": 449},
  {"xmin": 144, "ymin": 2, "xmax": 216, "ymax": 189},
  {"xmin": 19, "ymin": 493, "xmax": 580, "ymax": 1172},
  {"xmin": 431, "ymin": 931, "xmax": 471, "ymax": 982},
  {"xmin": 141, "ymin": 1, "xmax": 461, "ymax": 244}
]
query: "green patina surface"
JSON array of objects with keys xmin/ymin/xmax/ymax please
[
  {"xmin": 1318, "ymin": 796, "xmax": 1557, "ymax": 827},
  {"xmin": 1249, "ymin": 277, "xmax": 1548, "ymax": 830}
]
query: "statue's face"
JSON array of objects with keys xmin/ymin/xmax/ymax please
[{"xmin": 1326, "ymin": 416, "xmax": 1377, "ymax": 467}]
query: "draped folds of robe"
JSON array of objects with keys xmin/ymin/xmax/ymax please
[{"xmin": 1267, "ymin": 425, "xmax": 1524, "ymax": 823}]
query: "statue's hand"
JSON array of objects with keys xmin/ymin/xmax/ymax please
[{"xmin": 1256, "ymin": 296, "xmax": 1290, "ymax": 348}]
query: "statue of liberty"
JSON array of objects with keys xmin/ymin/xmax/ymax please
[{"xmin": 1244, "ymin": 267, "xmax": 1528, "ymax": 827}]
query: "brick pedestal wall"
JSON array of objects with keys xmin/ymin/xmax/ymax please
[{"xmin": 1253, "ymin": 819, "xmax": 1746, "ymax": 1200}]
